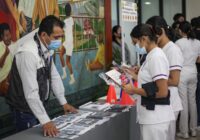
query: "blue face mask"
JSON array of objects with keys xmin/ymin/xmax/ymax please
[
  {"xmin": 48, "ymin": 40, "xmax": 62, "ymax": 50},
  {"xmin": 135, "ymin": 43, "xmax": 147, "ymax": 54}
]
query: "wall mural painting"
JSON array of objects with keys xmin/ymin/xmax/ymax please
[
  {"xmin": 56, "ymin": 0, "xmax": 105, "ymax": 95},
  {"xmin": 0, "ymin": 0, "xmax": 105, "ymax": 116}
]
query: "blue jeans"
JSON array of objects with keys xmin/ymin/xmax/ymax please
[{"xmin": 11, "ymin": 108, "xmax": 38, "ymax": 132}]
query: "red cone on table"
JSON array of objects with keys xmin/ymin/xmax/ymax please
[
  {"xmin": 133, "ymin": 81, "xmax": 138, "ymax": 88},
  {"xmin": 106, "ymin": 85, "xmax": 117, "ymax": 104},
  {"xmin": 120, "ymin": 90, "xmax": 135, "ymax": 106}
]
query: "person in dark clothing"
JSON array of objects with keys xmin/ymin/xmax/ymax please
[{"xmin": 112, "ymin": 25, "xmax": 130, "ymax": 65}]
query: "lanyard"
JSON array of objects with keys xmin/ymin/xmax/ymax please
[
  {"xmin": 33, "ymin": 33, "xmax": 52, "ymax": 79},
  {"xmin": 34, "ymin": 33, "xmax": 52, "ymax": 101}
]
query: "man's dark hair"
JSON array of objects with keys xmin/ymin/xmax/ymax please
[
  {"xmin": 38, "ymin": 15, "xmax": 64, "ymax": 36},
  {"xmin": 173, "ymin": 13, "xmax": 184, "ymax": 22},
  {"xmin": 65, "ymin": 3, "xmax": 71, "ymax": 17},
  {"xmin": 0, "ymin": 23, "xmax": 10, "ymax": 38}
]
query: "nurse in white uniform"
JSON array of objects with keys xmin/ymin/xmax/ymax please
[
  {"xmin": 146, "ymin": 16, "xmax": 184, "ymax": 140},
  {"xmin": 175, "ymin": 21, "xmax": 200, "ymax": 138},
  {"xmin": 123, "ymin": 24, "xmax": 175, "ymax": 140}
]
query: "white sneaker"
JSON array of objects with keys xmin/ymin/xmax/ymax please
[
  {"xmin": 69, "ymin": 78, "xmax": 75, "ymax": 85},
  {"xmin": 62, "ymin": 67, "xmax": 67, "ymax": 79},
  {"xmin": 177, "ymin": 132, "xmax": 189, "ymax": 139},
  {"xmin": 191, "ymin": 131, "xmax": 197, "ymax": 137},
  {"xmin": 69, "ymin": 75, "xmax": 75, "ymax": 85},
  {"xmin": 62, "ymin": 73, "xmax": 67, "ymax": 79}
]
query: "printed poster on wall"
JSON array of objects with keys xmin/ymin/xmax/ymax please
[{"xmin": 121, "ymin": 0, "xmax": 137, "ymax": 22}]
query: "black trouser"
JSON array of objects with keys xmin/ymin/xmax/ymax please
[{"xmin": 196, "ymin": 73, "xmax": 200, "ymax": 125}]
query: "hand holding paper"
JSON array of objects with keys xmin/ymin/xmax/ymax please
[
  {"xmin": 122, "ymin": 80, "xmax": 136, "ymax": 95},
  {"xmin": 122, "ymin": 66, "xmax": 138, "ymax": 80}
]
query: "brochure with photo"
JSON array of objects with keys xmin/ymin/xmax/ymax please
[
  {"xmin": 56, "ymin": 125, "xmax": 85, "ymax": 139},
  {"xmin": 73, "ymin": 118, "xmax": 100, "ymax": 127},
  {"xmin": 105, "ymin": 69, "xmax": 122, "ymax": 86},
  {"xmin": 107, "ymin": 105, "xmax": 128, "ymax": 113},
  {"xmin": 54, "ymin": 110, "xmax": 93, "ymax": 128},
  {"xmin": 87, "ymin": 111, "xmax": 117, "ymax": 119},
  {"xmin": 79, "ymin": 102, "xmax": 111, "ymax": 112}
]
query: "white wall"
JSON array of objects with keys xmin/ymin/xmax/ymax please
[
  {"xmin": 186, "ymin": 0, "xmax": 200, "ymax": 21},
  {"xmin": 163, "ymin": 0, "xmax": 182, "ymax": 25},
  {"xmin": 119, "ymin": 0, "xmax": 137, "ymax": 65},
  {"xmin": 111, "ymin": 0, "xmax": 118, "ymax": 27},
  {"xmin": 141, "ymin": 0, "xmax": 159, "ymax": 23}
]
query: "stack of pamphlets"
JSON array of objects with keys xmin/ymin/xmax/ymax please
[
  {"xmin": 52, "ymin": 110, "xmax": 93, "ymax": 129},
  {"xmin": 87, "ymin": 111, "xmax": 117, "ymax": 119},
  {"xmin": 107, "ymin": 105, "xmax": 129, "ymax": 113},
  {"xmin": 56, "ymin": 117, "xmax": 109, "ymax": 139},
  {"xmin": 36, "ymin": 101, "xmax": 129, "ymax": 139},
  {"xmin": 56, "ymin": 124, "xmax": 85, "ymax": 139},
  {"xmin": 79, "ymin": 101, "xmax": 111, "ymax": 112}
]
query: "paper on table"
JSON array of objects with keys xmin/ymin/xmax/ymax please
[{"xmin": 79, "ymin": 102, "xmax": 111, "ymax": 112}]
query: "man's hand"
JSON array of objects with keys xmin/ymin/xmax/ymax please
[
  {"xmin": 42, "ymin": 121, "xmax": 59, "ymax": 137},
  {"xmin": 63, "ymin": 103, "xmax": 77, "ymax": 114}
]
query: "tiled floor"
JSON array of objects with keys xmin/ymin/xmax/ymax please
[{"xmin": 176, "ymin": 131, "xmax": 200, "ymax": 140}]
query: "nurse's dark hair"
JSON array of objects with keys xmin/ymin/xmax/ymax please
[
  {"xmin": 191, "ymin": 17, "xmax": 200, "ymax": 28},
  {"xmin": 65, "ymin": 3, "xmax": 71, "ymax": 17},
  {"xmin": 134, "ymin": 24, "xmax": 157, "ymax": 42},
  {"xmin": 179, "ymin": 21, "xmax": 196, "ymax": 39},
  {"xmin": 38, "ymin": 15, "xmax": 64, "ymax": 36},
  {"xmin": 130, "ymin": 25, "xmax": 140, "ymax": 38},
  {"xmin": 146, "ymin": 16, "xmax": 176, "ymax": 42},
  {"xmin": 191, "ymin": 17, "xmax": 198, "ymax": 28}
]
